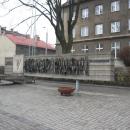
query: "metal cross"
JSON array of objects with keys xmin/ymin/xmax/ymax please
[
  {"xmin": 71, "ymin": 46, "xmax": 75, "ymax": 53},
  {"xmin": 111, "ymin": 42, "xmax": 120, "ymax": 59},
  {"xmin": 82, "ymin": 45, "xmax": 88, "ymax": 53},
  {"xmin": 96, "ymin": 43, "xmax": 103, "ymax": 51}
]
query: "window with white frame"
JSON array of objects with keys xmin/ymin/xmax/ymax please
[
  {"xmin": 95, "ymin": 24, "xmax": 103, "ymax": 35},
  {"xmin": 81, "ymin": 45, "xmax": 88, "ymax": 53},
  {"xmin": 95, "ymin": 5, "xmax": 103, "ymax": 15},
  {"xmin": 129, "ymin": 41, "xmax": 130, "ymax": 46},
  {"xmin": 128, "ymin": 19, "xmax": 130, "ymax": 30},
  {"xmin": 128, "ymin": 0, "xmax": 130, "ymax": 8},
  {"xmin": 96, "ymin": 43, "xmax": 103, "ymax": 51},
  {"xmin": 81, "ymin": 26, "xmax": 89, "ymax": 37},
  {"xmin": 72, "ymin": 11, "xmax": 76, "ymax": 20},
  {"xmin": 72, "ymin": 28, "xmax": 76, "ymax": 38},
  {"xmin": 111, "ymin": 21, "xmax": 120, "ymax": 33},
  {"xmin": 111, "ymin": 42, "xmax": 120, "ymax": 59},
  {"xmin": 111, "ymin": 1, "xmax": 120, "ymax": 12},
  {"xmin": 81, "ymin": 8, "xmax": 89, "ymax": 19}
]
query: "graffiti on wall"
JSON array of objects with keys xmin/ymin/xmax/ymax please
[{"xmin": 24, "ymin": 57, "xmax": 89, "ymax": 75}]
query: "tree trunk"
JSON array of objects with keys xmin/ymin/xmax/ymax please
[
  {"xmin": 62, "ymin": 42, "xmax": 72, "ymax": 54},
  {"xmin": 62, "ymin": 48, "xmax": 71, "ymax": 54}
]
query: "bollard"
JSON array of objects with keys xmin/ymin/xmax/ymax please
[{"xmin": 75, "ymin": 80, "xmax": 80, "ymax": 93}]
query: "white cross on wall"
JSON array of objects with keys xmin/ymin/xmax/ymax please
[
  {"xmin": 111, "ymin": 42, "xmax": 120, "ymax": 59},
  {"xmin": 71, "ymin": 46, "xmax": 75, "ymax": 53},
  {"xmin": 82, "ymin": 45, "xmax": 88, "ymax": 53},
  {"xmin": 96, "ymin": 43, "xmax": 103, "ymax": 51}
]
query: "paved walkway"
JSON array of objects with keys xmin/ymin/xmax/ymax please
[{"xmin": 0, "ymin": 82, "xmax": 130, "ymax": 130}]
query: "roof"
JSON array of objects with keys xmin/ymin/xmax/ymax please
[{"xmin": 6, "ymin": 34, "xmax": 55, "ymax": 50}]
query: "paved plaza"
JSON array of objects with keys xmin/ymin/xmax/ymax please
[{"xmin": 0, "ymin": 80, "xmax": 130, "ymax": 130}]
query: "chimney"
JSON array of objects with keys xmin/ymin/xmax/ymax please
[
  {"xmin": 37, "ymin": 36, "xmax": 40, "ymax": 41},
  {"xmin": 34, "ymin": 35, "xmax": 40, "ymax": 41},
  {"xmin": 1, "ymin": 27, "xmax": 6, "ymax": 35},
  {"xmin": 0, "ymin": 26, "xmax": 1, "ymax": 35},
  {"xmin": 26, "ymin": 34, "xmax": 30, "ymax": 39},
  {"xmin": 10, "ymin": 28, "xmax": 13, "ymax": 32}
]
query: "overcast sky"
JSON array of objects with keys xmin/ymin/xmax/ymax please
[{"xmin": 0, "ymin": 0, "xmax": 67, "ymax": 45}]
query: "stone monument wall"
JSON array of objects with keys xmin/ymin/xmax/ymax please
[{"xmin": 24, "ymin": 53, "xmax": 114, "ymax": 81}]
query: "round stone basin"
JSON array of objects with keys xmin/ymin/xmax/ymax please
[{"xmin": 58, "ymin": 86, "xmax": 75, "ymax": 96}]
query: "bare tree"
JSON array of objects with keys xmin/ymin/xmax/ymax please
[
  {"xmin": 0, "ymin": 0, "xmax": 81, "ymax": 53},
  {"xmin": 18, "ymin": 0, "xmax": 81, "ymax": 54}
]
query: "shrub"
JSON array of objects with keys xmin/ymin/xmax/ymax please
[{"xmin": 119, "ymin": 46, "xmax": 130, "ymax": 66}]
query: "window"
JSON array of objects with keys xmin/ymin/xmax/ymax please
[
  {"xmin": 111, "ymin": 21, "xmax": 120, "ymax": 33},
  {"xmin": 95, "ymin": 5, "xmax": 103, "ymax": 15},
  {"xmin": 81, "ymin": 45, "xmax": 88, "ymax": 53},
  {"xmin": 111, "ymin": 42, "xmax": 120, "ymax": 59},
  {"xmin": 128, "ymin": 19, "xmax": 130, "ymax": 30},
  {"xmin": 81, "ymin": 26, "xmax": 89, "ymax": 37},
  {"xmin": 128, "ymin": 0, "xmax": 130, "ymax": 8},
  {"xmin": 95, "ymin": 24, "xmax": 103, "ymax": 35},
  {"xmin": 72, "ymin": 12, "xmax": 76, "ymax": 20},
  {"xmin": 96, "ymin": 43, "xmax": 103, "ymax": 51},
  {"xmin": 72, "ymin": 28, "xmax": 76, "ymax": 38},
  {"xmin": 111, "ymin": 1, "xmax": 120, "ymax": 12},
  {"xmin": 81, "ymin": 8, "xmax": 89, "ymax": 19}
]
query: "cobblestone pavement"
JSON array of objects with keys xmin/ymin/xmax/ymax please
[{"xmin": 0, "ymin": 82, "xmax": 130, "ymax": 130}]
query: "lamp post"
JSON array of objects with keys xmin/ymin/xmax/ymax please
[{"xmin": 43, "ymin": 27, "xmax": 48, "ymax": 55}]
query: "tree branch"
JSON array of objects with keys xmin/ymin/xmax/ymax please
[
  {"xmin": 13, "ymin": 14, "xmax": 42, "ymax": 29},
  {"xmin": 0, "ymin": 0, "xmax": 81, "ymax": 53},
  {"xmin": 26, "ymin": 14, "xmax": 42, "ymax": 34},
  {"xmin": 0, "ymin": 0, "xmax": 10, "ymax": 5},
  {"xmin": 18, "ymin": 0, "xmax": 56, "ymax": 28},
  {"xmin": 0, "ymin": 4, "xmax": 23, "ymax": 17}
]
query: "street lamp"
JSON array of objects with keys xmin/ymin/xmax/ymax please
[{"xmin": 43, "ymin": 27, "xmax": 48, "ymax": 55}]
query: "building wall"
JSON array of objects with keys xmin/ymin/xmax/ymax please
[
  {"xmin": 0, "ymin": 35, "xmax": 56, "ymax": 66},
  {"xmin": 0, "ymin": 35, "xmax": 16, "ymax": 66},
  {"xmin": 57, "ymin": 37, "xmax": 130, "ymax": 54},
  {"xmin": 16, "ymin": 45, "xmax": 56, "ymax": 56},
  {"xmin": 72, "ymin": 0, "xmax": 130, "ymax": 40},
  {"xmin": 57, "ymin": 0, "xmax": 130, "ymax": 54}
]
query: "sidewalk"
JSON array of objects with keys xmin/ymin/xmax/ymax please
[
  {"xmin": 0, "ymin": 82, "xmax": 130, "ymax": 130},
  {"xmin": 0, "ymin": 80, "xmax": 13, "ymax": 85}
]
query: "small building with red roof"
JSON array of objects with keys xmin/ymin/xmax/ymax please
[{"xmin": 0, "ymin": 27, "xmax": 55, "ymax": 66}]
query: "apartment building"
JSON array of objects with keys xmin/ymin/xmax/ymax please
[{"xmin": 56, "ymin": 0, "xmax": 130, "ymax": 59}]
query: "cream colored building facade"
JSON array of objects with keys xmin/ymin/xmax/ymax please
[{"xmin": 0, "ymin": 35, "xmax": 16, "ymax": 66}]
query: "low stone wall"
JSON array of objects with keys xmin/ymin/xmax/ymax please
[
  {"xmin": 4, "ymin": 57, "xmax": 13, "ymax": 75},
  {"xmin": 88, "ymin": 54, "xmax": 114, "ymax": 81},
  {"xmin": 24, "ymin": 53, "xmax": 114, "ymax": 81}
]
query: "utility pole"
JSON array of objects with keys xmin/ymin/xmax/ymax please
[{"xmin": 43, "ymin": 27, "xmax": 48, "ymax": 55}]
